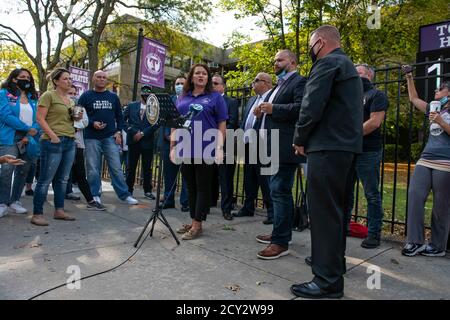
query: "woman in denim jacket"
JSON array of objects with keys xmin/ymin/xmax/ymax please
[{"xmin": 0, "ymin": 68, "xmax": 40, "ymax": 218}]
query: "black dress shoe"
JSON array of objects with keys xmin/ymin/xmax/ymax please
[
  {"xmin": 223, "ymin": 212, "xmax": 233, "ymax": 221},
  {"xmin": 290, "ymin": 281, "xmax": 343, "ymax": 299},
  {"xmin": 262, "ymin": 219, "xmax": 273, "ymax": 225},
  {"xmin": 233, "ymin": 210, "xmax": 254, "ymax": 217},
  {"xmin": 305, "ymin": 256, "xmax": 312, "ymax": 267}
]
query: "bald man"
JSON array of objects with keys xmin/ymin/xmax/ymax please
[
  {"xmin": 292, "ymin": 25, "xmax": 363, "ymax": 299},
  {"xmin": 234, "ymin": 72, "xmax": 274, "ymax": 223},
  {"xmin": 78, "ymin": 70, "xmax": 139, "ymax": 205}
]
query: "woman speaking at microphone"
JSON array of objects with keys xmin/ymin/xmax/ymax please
[{"xmin": 170, "ymin": 63, "xmax": 228, "ymax": 240}]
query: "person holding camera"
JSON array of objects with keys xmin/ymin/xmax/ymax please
[
  {"xmin": 0, "ymin": 68, "xmax": 39, "ymax": 218},
  {"xmin": 402, "ymin": 67, "xmax": 450, "ymax": 257}
]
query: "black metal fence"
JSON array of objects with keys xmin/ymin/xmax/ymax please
[{"xmin": 102, "ymin": 57, "xmax": 449, "ymax": 239}]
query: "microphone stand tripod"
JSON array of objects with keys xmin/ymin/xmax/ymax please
[
  {"xmin": 134, "ymin": 125, "xmax": 180, "ymax": 247},
  {"xmin": 134, "ymin": 93, "xmax": 185, "ymax": 248}
]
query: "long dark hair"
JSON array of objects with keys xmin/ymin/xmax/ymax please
[
  {"xmin": 1, "ymin": 68, "xmax": 38, "ymax": 100},
  {"xmin": 183, "ymin": 63, "xmax": 213, "ymax": 95}
]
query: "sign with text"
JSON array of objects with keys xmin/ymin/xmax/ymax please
[
  {"xmin": 420, "ymin": 20, "xmax": 450, "ymax": 53},
  {"xmin": 139, "ymin": 38, "xmax": 167, "ymax": 89},
  {"xmin": 69, "ymin": 66, "xmax": 90, "ymax": 98}
]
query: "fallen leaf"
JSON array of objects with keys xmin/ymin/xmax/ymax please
[
  {"xmin": 391, "ymin": 259, "xmax": 399, "ymax": 265},
  {"xmin": 222, "ymin": 225, "xmax": 235, "ymax": 231},
  {"xmin": 225, "ymin": 284, "xmax": 241, "ymax": 292}
]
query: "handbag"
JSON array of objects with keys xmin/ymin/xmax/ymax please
[{"xmin": 293, "ymin": 166, "xmax": 309, "ymax": 232}]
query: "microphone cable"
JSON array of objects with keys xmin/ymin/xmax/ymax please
[{"xmin": 28, "ymin": 161, "xmax": 183, "ymax": 300}]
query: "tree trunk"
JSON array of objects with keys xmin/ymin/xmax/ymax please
[{"xmin": 88, "ymin": 43, "xmax": 99, "ymax": 89}]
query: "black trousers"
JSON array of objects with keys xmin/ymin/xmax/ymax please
[
  {"xmin": 71, "ymin": 148, "xmax": 93, "ymax": 202},
  {"xmin": 126, "ymin": 143, "xmax": 154, "ymax": 194},
  {"xmin": 307, "ymin": 151, "xmax": 356, "ymax": 289},
  {"xmin": 219, "ymin": 159, "xmax": 236, "ymax": 214},
  {"xmin": 181, "ymin": 163, "xmax": 214, "ymax": 222}
]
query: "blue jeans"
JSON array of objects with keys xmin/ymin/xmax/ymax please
[
  {"xmin": 33, "ymin": 137, "xmax": 75, "ymax": 214},
  {"xmin": 270, "ymin": 164, "xmax": 297, "ymax": 247},
  {"xmin": 346, "ymin": 150, "xmax": 383, "ymax": 238},
  {"xmin": 85, "ymin": 137, "xmax": 131, "ymax": 200},
  {"xmin": 0, "ymin": 141, "xmax": 34, "ymax": 205},
  {"xmin": 163, "ymin": 147, "xmax": 188, "ymax": 206}
]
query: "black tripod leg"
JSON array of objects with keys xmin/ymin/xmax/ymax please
[
  {"xmin": 134, "ymin": 210, "xmax": 157, "ymax": 248},
  {"xmin": 157, "ymin": 211, "xmax": 180, "ymax": 245}
]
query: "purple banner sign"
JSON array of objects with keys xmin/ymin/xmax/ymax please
[
  {"xmin": 139, "ymin": 38, "xmax": 167, "ymax": 89},
  {"xmin": 420, "ymin": 21, "xmax": 450, "ymax": 53},
  {"xmin": 69, "ymin": 66, "xmax": 90, "ymax": 98}
]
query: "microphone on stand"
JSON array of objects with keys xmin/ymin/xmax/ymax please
[{"xmin": 182, "ymin": 103, "xmax": 203, "ymax": 130}]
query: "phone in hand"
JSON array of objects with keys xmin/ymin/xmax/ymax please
[{"xmin": 401, "ymin": 65, "xmax": 414, "ymax": 75}]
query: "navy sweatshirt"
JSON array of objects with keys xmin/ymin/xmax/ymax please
[{"xmin": 78, "ymin": 90, "xmax": 125, "ymax": 140}]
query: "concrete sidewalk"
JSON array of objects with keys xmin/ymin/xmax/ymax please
[{"xmin": 0, "ymin": 184, "xmax": 448, "ymax": 300}]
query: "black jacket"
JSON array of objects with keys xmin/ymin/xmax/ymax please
[
  {"xmin": 223, "ymin": 95, "xmax": 239, "ymax": 130},
  {"xmin": 261, "ymin": 72, "xmax": 307, "ymax": 164},
  {"xmin": 293, "ymin": 48, "xmax": 363, "ymax": 154},
  {"xmin": 123, "ymin": 101, "xmax": 158, "ymax": 149}
]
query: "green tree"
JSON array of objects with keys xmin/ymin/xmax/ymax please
[{"xmin": 0, "ymin": 44, "xmax": 37, "ymax": 83}]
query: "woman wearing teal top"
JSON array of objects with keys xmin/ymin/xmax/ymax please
[{"xmin": 0, "ymin": 68, "xmax": 40, "ymax": 218}]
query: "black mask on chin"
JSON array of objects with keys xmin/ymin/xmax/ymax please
[{"xmin": 16, "ymin": 79, "xmax": 31, "ymax": 91}]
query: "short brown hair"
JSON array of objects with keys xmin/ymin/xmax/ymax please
[{"xmin": 312, "ymin": 25, "xmax": 341, "ymax": 44}]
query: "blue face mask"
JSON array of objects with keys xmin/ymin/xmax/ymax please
[
  {"xmin": 175, "ymin": 84, "xmax": 184, "ymax": 95},
  {"xmin": 276, "ymin": 69, "xmax": 287, "ymax": 80},
  {"xmin": 440, "ymin": 96, "xmax": 449, "ymax": 106}
]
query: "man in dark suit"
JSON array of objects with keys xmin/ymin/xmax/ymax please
[
  {"xmin": 124, "ymin": 85, "xmax": 159, "ymax": 200},
  {"xmin": 255, "ymin": 50, "xmax": 307, "ymax": 260},
  {"xmin": 292, "ymin": 25, "xmax": 363, "ymax": 299},
  {"xmin": 212, "ymin": 74, "xmax": 239, "ymax": 221},
  {"xmin": 234, "ymin": 72, "xmax": 274, "ymax": 225}
]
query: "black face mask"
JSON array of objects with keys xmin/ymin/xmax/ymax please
[
  {"xmin": 309, "ymin": 39, "xmax": 323, "ymax": 63},
  {"xmin": 141, "ymin": 95, "xmax": 150, "ymax": 102},
  {"xmin": 16, "ymin": 79, "xmax": 31, "ymax": 91},
  {"xmin": 361, "ymin": 77, "xmax": 373, "ymax": 91}
]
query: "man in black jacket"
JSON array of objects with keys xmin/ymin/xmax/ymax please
[
  {"xmin": 123, "ymin": 86, "xmax": 159, "ymax": 200},
  {"xmin": 255, "ymin": 50, "xmax": 307, "ymax": 260},
  {"xmin": 212, "ymin": 74, "xmax": 239, "ymax": 221},
  {"xmin": 292, "ymin": 25, "xmax": 363, "ymax": 299}
]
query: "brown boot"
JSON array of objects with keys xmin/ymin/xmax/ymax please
[
  {"xmin": 31, "ymin": 215, "xmax": 49, "ymax": 226},
  {"xmin": 54, "ymin": 210, "xmax": 75, "ymax": 221}
]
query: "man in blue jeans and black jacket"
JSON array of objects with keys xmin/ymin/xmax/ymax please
[{"xmin": 78, "ymin": 70, "xmax": 139, "ymax": 205}]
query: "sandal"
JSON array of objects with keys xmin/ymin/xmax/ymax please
[
  {"xmin": 181, "ymin": 228, "xmax": 202, "ymax": 240},
  {"xmin": 177, "ymin": 224, "xmax": 192, "ymax": 234}
]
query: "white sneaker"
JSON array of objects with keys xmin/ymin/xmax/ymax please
[
  {"xmin": 123, "ymin": 196, "xmax": 138, "ymax": 205},
  {"xmin": 9, "ymin": 201, "xmax": 27, "ymax": 214},
  {"xmin": 0, "ymin": 204, "xmax": 8, "ymax": 218},
  {"xmin": 93, "ymin": 196, "xmax": 102, "ymax": 204}
]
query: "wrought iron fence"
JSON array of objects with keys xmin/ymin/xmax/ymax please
[{"xmin": 102, "ymin": 57, "xmax": 449, "ymax": 241}]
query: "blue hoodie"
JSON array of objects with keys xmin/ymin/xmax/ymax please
[{"xmin": 0, "ymin": 88, "xmax": 40, "ymax": 146}]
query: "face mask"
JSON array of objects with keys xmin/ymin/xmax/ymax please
[
  {"xmin": 440, "ymin": 96, "xmax": 449, "ymax": 106},
  {"xmin": 16, "ymin": 79, "xmax": 31, "ymax": 91},
  {"xmin": 70, "ymin": 96, "xmax": 78, "ymax": 104},
  {"xmin": 175, "ymin": 84, "xmax": 184, "ymax": 95},
  {"xmin": 141, "ymin": 95, "xmax": 149, "ymax": 102},
  {"xmin": 309, "ymin": 39, "xmax": 323, "ymax": 63}
]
